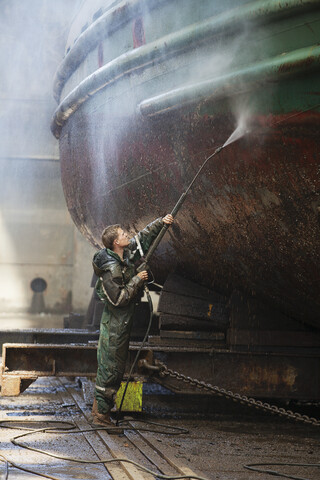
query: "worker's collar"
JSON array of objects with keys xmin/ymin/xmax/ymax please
[{"xmin": 106, "ymin": 248, "xmax": 128, "ymax": 263}]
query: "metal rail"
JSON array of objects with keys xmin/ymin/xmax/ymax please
[
  {"xmin": 2, "ymin": 342, "xmax": 320, "ymax": 399},
  {"xmin": 0, "ymin": 328, "xmax": 99, "ymax": 352}
]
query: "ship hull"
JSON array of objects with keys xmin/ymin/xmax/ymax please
[
  {"xmin": 60, "ymin": 106, "xmax": 320, "ymax": 325},
  {"xmin": 53, "ymin": 0, "xmax": 320, "ymax": 327}
]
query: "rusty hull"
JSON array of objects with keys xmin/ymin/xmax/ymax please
[
  {"xmin": 53, "ymin": 0, "xmax": 320, "ymax": 331},
  {"xmin": 59, "ymin": 108, "xmax": 320, "ymax": 327}
]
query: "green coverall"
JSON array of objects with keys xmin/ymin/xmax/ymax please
[{"xmin": 92, "ymin": 218, "xmax": 163, "ymax": 414}]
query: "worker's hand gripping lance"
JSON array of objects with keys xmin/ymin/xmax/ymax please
[{"xmin": 136, "ymin": 145, "xmax": 224, "ymax": 273}]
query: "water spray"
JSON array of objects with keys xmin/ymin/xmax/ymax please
[
  {"xmin": 137, "ymin": 146, "xmax": 223, "ymax": 270},
  {"xmin": 138, "ymin": 121, "xmax": 249, "ymax": 270}
]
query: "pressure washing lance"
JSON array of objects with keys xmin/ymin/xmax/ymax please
[
  {"xmin": 117, "ymin": 103, "xmax": 320, "ymax": 424},
  {"xmin": 136, "ymin": 145, "xmax": 224, "ymax": 274},
  {"xmin": 140, "ymin": 98, "xmax": 320, "ymax": 266},
  {"xmin": 116, "ymin": 144, "xmax": 227, "ymax": 421},
  {"xmin": 116, "ymin": 118, "xmax": 254, "ymax": 421},
  {"xmin": 136, "ymin": 115, "xmax": 250, "ymax": 273}
]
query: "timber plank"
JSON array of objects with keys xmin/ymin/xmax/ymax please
[
  {"xmin": 228, "ymin": 329, "xmax": 320, "ymax": 347},
  {"xmin": 162, "ymin": 273, "xmax": 226, "ymax": 302},
  {"xmin": 160, "ymin": 330, "xmax": 225, "ymax": 340},
  {"xmin": 159, "ymin": 313, "xmax": 215, "ymax": 331},
  {"xmin": 52, "ymin": 378, "xmax": 128, "ymax": 480},
  {"xmin": 59, "ymin": 378, "xmax": 153, "ymax": 480},
  {"xmin": 158, "ymin": 291, "xmax": 229, "ymax": 325}
]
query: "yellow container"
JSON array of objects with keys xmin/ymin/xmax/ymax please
[{"xmin": 115, "ymin": 381, "xmax": 143, "ymax": 412}]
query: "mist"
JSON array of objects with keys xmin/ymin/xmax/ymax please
[
  {"xmin": 67, "ymin": 0, "xmax": 265, "ymax": 215},
  {"xmin": 0, "ymin": 0, "xmax": 95, "ymax": 315}
]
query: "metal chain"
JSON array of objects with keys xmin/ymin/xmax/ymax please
[{"xmin": 156, "ymin": 361, "xmax": 320, "ymax": 427}]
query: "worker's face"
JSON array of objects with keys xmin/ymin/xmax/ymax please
[{"xmin": 115, "ymin": 228, "xmax": 130, "ymax": 248}]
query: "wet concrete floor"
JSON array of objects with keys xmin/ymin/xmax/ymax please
[{"xmin": 0, "ymin": 376, "xmax": 319, "ymax": 480}]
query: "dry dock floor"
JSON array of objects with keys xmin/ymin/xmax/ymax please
[{"xmin": 0, "ymin": 376, "xmax": 319, "ymax": 480}]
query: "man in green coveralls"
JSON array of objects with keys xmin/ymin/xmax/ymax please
[{"xmin": 91, "ymin": 214, "xmax": 174, "ymax": 426}]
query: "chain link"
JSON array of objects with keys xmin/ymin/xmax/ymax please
[{"xmin": 156, "ymin": 361, "xmax": 320, "ymax": 427}]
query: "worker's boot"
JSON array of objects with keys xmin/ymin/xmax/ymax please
[
  {"xmin": 92, "ymin": 397, "xmax": 113, "ymax": 426},
  {"xmin": 91, "ymin": 398, "xmax": 123, "ymax": 433}
]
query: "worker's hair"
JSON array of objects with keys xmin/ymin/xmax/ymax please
[{"xmin": 102, "ymin": 224, "xmax": 121, "ymax": 249}]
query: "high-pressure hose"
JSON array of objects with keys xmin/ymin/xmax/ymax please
[
  {"xmin": 117, "ymin": 144, "xmax": 225, "ymax": 420},
  {"xmin": 116, "ymin": 284, "xmax": 154, "ymax": 424}
]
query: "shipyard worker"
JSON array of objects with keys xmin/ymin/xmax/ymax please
[{"xmin": 91, "ymin": 214, "xmax": 174, "ymax": 426}]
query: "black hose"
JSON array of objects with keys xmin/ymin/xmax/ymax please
[
  {"xmin": 116, "ymin": 283, "xmax": 154, "ymax": 425},
  {"xmin": 126, "ymin": 144, "xmax": 226, "ymax": 415},
  {"xmin": 244, "ymin": 462, "xmax": 320, "ymax": 480}
]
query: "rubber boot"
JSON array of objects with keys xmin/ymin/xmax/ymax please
[
  {"xmin": 92, "ymin": 397, "xmax": 113, "ymax": 426},
  {"xmin": 91, "ymin": 398, "xmax": 124, "ymax": 433}
]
